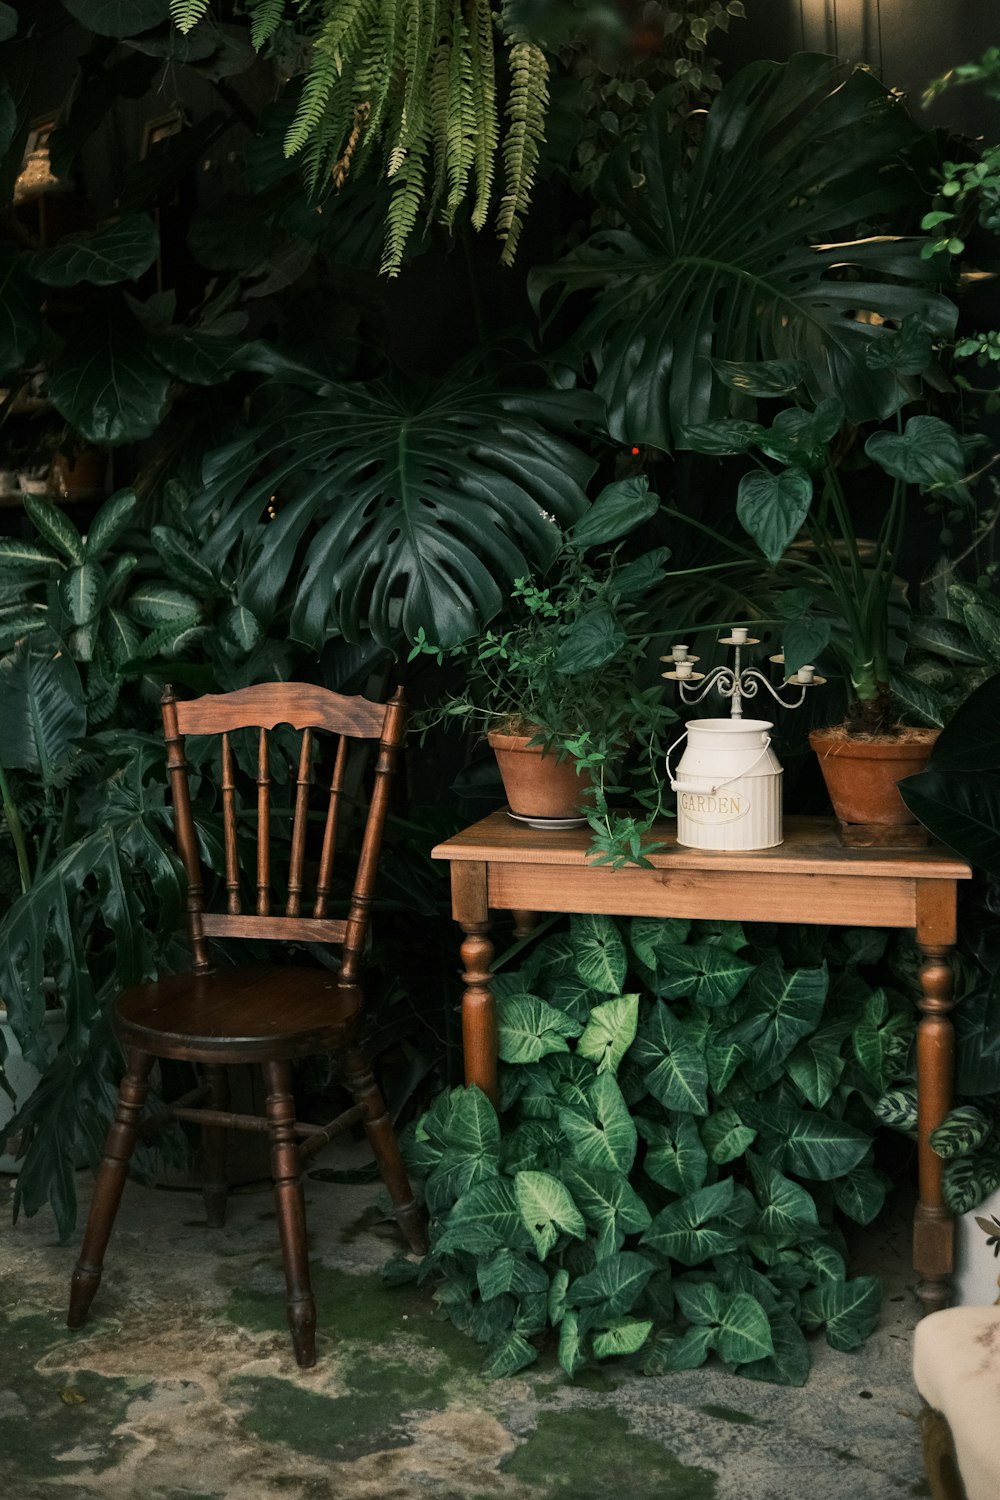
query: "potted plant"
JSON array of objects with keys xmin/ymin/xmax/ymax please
[
  {"xmin": 410, "ymin": 476, "xmax": 679, "ymax": 866},
  {"xmin": 684, "ymin": 364, "xmax": 976, "ymax": 841}
]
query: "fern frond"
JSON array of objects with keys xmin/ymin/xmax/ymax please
[
  {"xmin": 381, "ymin": 106, "xmax": 430, "ymax": 275},
  {"xmin": 169, "ymin": 0, "xmax": 210, "ymax": 33},
  {"xmin": 497, "ymin": 39, "xmax": 548, "ymax": 265},
  {"xmin": 442, "ymin": 0, "xmax": 476, "ymax": 231},
  {"xmin": 285, "ymin": 46, "xmax": 342, "ymax": 158},
  {"xmin": 248, "ymin": 0, "xmax": 286, "ymax": 49},
  {"xmin": 468, "ymin": 0, "xmax": 498, "ymax": 231}
]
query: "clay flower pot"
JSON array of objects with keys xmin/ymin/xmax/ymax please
[
  {"xmin": 809, "ymin": 727, "xmax": 939, "ymax": 831},
  {"xmin": 487, "ymin": 730, "xmax": 592, "ymax": 820}
]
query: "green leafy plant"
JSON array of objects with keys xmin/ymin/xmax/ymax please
[
  {"xmin": 531, "ymin": 54, "xmax": 957, "ymax": 453},
  {"xmin": 681, "ymin": 368, "xmax": 980, "ymax": 734},
  {"xmin": 190, "ymin": 372, "xmax": 602, "ymax": 651},
  {"xmin": 388, "ymin": 915, "xmax": 906, "ymax": 1384},
  {"xmin": 901, "ymin": 671, "xmax": 1000, "ymax": 875},
  {"xmin": 409, "ymin": 475, "xmax": 679, "ymax": 865}
]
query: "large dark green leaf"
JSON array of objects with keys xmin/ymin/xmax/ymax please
[
  {"xmin": 49, "ymin": 302, "xmax": 171, "ymax": 445},
  {"xmin": 736, "ymin": 467, "xmax": 812, "ymax": 564},
  {"xmin": 865, "ymin": 416, "xmax": 966, "ymax": 491},
  {"xmin": 0, "ymin": 631, "xmax": 86, "ymax": 779},
  {"xmin": 61, "ymin": 0, "xmax": 169, "ymax": 36},
  {"xmin": 531, "ymin": 56, "xmax": 956, "ymax": 450},
  {"xmin": 0, "ymin": 247, "xmax": 42, "ymax": 375},
  {"xmin": 28, "ymin": 215, "xmax": 159, "ymax": 287},
  {"xmin": 899, "ymin": 766, "xmax": 1000, "ymax": 875},
  {"xmin": 194, "ymin": 380, "xmax": 599, "ymax": 648},
  {"xmin": 631, "ymin": 1001, "xmax": 709, "ymax": 1116},
  {"xmin": 917, "ymin": 672, "xmax": 1000, "ymax": 774},
  {"xmin": 568, "ymin": 475, "xmax": 658, "ymax": 547}
]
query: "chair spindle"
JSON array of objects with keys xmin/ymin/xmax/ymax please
[
  {"xmin": 221, "ymin": 732, "xmax": 241, "ymax": 915},
  {"xmin": 286, "ymin": 729, "xmax": 312, "ymax": 918},
  {"xmin": 313, "ymin": 735, "xmax": 347, "ymax": 918},
  {"xmin": 257, "ymin": 728, "xmax": 270, "ymax": 916}
]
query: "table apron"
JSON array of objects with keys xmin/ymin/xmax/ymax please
[{"xmin": 486, "ymin": 863, "xmax": 921, "ymax": 928}]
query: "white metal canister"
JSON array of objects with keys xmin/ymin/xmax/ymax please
[{"xmin": 666, "ymin": 717, "xmax": 783, "ymax": 851}]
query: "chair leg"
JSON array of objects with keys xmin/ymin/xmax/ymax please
[
  {"xmin": 261, "ymin": 1058, "xmax": 316, "ymax": 1368},
  {"xmin": 201, "ymin": 1065, "xmax": 229, "ymax": 1228},
  {"xmin": 68, "ymin": 1048, "xmax": 155, "ymax": 1330},
  {"xmin": 343, "ymin": 1043, "xmax": 428, "ymax": 1256}
]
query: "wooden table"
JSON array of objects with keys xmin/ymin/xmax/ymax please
[{"xmin": 432, "ymin": 812, "xmax": 972, "ymax": 1313}]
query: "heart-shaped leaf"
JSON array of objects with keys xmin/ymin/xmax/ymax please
[
  {"xmin": 515, "ymin": 1170, "xmax": 587, "ymax": 1260},
  {"xmin": 568, "ymin": 475, "xmax": 658, "ymax": 547},
  {"xmin": 736, "ymin": 467, "xmax": 812, "ymax": 564},
  {"xmin": 865, "ymin": 415, "xmax": 966, "ymax": 490},
  {"xmin": 49, "ymin": 302, "xmax": 171, "ymax": 445}
]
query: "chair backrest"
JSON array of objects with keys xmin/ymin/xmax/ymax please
[{"xmin": 161, "ymin": 682, "xmax": 406, "ymax": 983}]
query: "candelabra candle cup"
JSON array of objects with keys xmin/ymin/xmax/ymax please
[
  {"xmin": 730, "ymin": 627, "xmax": 749, "ymax": 644},
  {"xmin": 675, "ymin": 661, "xmax": 694, "ymax": 679},
  {"xmin": 672, "ymin": 645, "xmax": 689, "ymax": 662},
  {"xmin": 797, "ymin": 665, "xmax": 815, "ymax": 684}
]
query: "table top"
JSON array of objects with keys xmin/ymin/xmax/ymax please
[{"xmin": 432, "ymin": 812, "xmax": 972, "ymax": 881}]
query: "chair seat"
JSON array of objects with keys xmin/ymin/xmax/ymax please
[
  {"xmin": 114, "ymin": 966, "xmax": 363, "ymax": 1064},
  {"xmin": 913, "ymin": 1304, "xmax": 1000, "ymax": 1500}
]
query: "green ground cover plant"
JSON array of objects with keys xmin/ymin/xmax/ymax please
[{"xmin": 390, "ymin": 915, "xmax": 912, "ymax": 1384}]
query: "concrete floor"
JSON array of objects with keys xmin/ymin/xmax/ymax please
[{"xmin": 0, "ymin": 1163, "xmax": 932, "ymax": 1500}]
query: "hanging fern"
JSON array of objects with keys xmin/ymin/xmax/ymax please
[
  {"xmin": 249, "ymin": 0, "xmax": 286, "ymax": 49},
  {"xmin": 169, "ymin": 0, "xmax": 211, "ymax": 33},
  {"xmin": 497, "ymin": 38, "xmax": 548, "ymax": 266}
]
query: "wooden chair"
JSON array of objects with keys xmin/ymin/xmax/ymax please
[{"xmin": 67, "ymin": 682, "xmax": 427, "ymax": 1368}]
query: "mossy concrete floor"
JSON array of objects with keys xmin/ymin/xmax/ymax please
[{"xmin": 0, "ymin": 1168, "xmax": 931, "ymax": 1500}]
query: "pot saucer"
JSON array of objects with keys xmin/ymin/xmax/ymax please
[{"xmin": 506, "ymin": 808, "xmax": 589, "ymax": 831}]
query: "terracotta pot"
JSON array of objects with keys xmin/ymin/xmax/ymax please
[
  {"xmin": 487, "ymin": 730, "xmax": 592, "ymax": 819},
  {"xmin": 809, "ymin": 727, "xmax": 939, "ymax": 827},
  {"xmin": 51, "ymin": 448, "xmax": 106, "ymax": 500}
]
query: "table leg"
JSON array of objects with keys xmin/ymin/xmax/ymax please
[
  {"xmin": 459, "ymin": 921, "xmax": 498, "ymax": 1106},
  {"xmin": 914, "ymin": 935, "xmax": 957, "ymax": 1314},
  {"xmin": 451, "ymin": 862, "xmax": 499, "ymax": 1108},
  {"xmin": 511, "ymin": 910, "xmax": 537, "ymax": 939}
]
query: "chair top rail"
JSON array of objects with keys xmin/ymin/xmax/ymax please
[{"xmin": 175, "ymin": 683, "xmax": 389, "ymax": 739}]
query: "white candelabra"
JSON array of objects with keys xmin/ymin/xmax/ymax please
[{"xmin": 660, "ymin": 626, "xmax": 825, "ymax": 719}]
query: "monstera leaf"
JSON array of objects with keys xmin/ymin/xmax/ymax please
[
  {"xmin": 192, "ymin": 377, "xmax": 600, "ymax": 647},
  {"xmin": 531, "ymin": 54, "xmax": 956, "ymax": 450}
]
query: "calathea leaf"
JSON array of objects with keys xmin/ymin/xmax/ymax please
[
  {"xmin": 576, "ymin": 994, "xmax": 639, "ymax": 1075},
  {"xmin": 570, "ymin": 1251, "xmax": 656, "ymax": 1318},
  {"xmin": 562, "ymin": 1163, "xmax": 652, "ymax": 1260},
  {"xmin": 637, "ymin": 1113, "xmax": 708, "ymax": 1194},
  {"xmin": 481, "ymin": 1331, "xmax": 537, "ymax": 1378},
  {"xmin": 49, "ymin": 300, "xmax": 171, "ymax": 445},
  {"xmin": 701, "ymin": 1107, "xmax": 757, "ymax": 1165},
  {"xmin": 874, "ymin": 1084, "xmax": 918, "ymax": 1133},
  {"xmin": 531, "ymin": 57, "xmax": 955, "ymax": 450},
  {"xmin": 194, "ymin": 380, "xmax": 599, "ymax": 649},
  {"xmin": 930, "ymin": 1104, "xmax": 993, "ymax": 1160},
  {"xmin": 736, "ymin": 466, "xmax": 813, "ymax": 565},
  {"xmin": 28, "ymin": 214, "xmax": 159, "ymax": 287},
  {"xmin": 497, "ymin": 993, "xmax": 582, "ymax": 1064},
  {"xmin": 650, "ymin": 942, "xmax": 755, "ymax": 1009},
  {"xmin": 592, "ymin": 1319, "xmax": 653, "ymax": 1359},
  {"xmin": 799, "ymin": 1275, "xmax": 882, "ymax": 1352},
  {"xmin": 559, "ymin": 1073, "xmax": 637, "ymax": 1174},
  {"xmin": 514, "ymin": 1170, "xmax": 587, "ymax": 1260},
  {"xmin": 571, "ymin": 913, "xmax": 627, "ymax": 994},
  {"xmin": 630, "ymin": 1001, "xmax": 709, "ymax": 1116},
  {"xmin": 641, "ymin": 1178, "xmax": 737, "ymax": 1264},
  {"xmin": 942, "ymin": 1152, "xmax": 1000, "ymax": 1216}
]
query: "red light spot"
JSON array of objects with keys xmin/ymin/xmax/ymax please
[{"xmin": 631, "ymin": 446, "xmax": 640, "ymax": 456}]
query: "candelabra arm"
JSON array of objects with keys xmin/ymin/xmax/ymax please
[
  {"xmin": 741, "ymin": 669, "xmax": 807, "ymax": 711},
  {"xmin": 678, "ymin": 667, "xmax": 736, "ymax": 708}
]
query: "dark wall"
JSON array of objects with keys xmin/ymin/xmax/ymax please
[{"xmin": 722, "ymin": 0, "xmax": 1000, "ymax": 139}]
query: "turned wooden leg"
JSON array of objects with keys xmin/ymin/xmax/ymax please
[
  {"xmin": 511, "ymin": 909, "xmax": 537, "ymax": 940},
  {"xmin": 262, "ymin": 1059, "xmax": 316, "ymax": 1368},
  {"xmin": 914, "ymin": 940, "xmax": 957, "ymax": 1315},
  {"xmin": 201, "ymin": 1065, "xmax": 229, "ymax": 1228},
  {"xmin": 68, "ymin": 1048, "xmax": 155, "ymax": 1330},
  {"xmin": 460, "ymin": 920, "xmax": 498, "ymax": 1106},
  {"xmin": 343, "ymin": 1042, "xmax": 427, "ymax": 1256}
]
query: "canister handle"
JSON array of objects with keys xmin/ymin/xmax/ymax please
[
  {"xmin": 668, "ymin": 735, "xmax": 772, "ymax": 794},
  {"xmin": 663, "ymin": 728, "xmax": 688, "ymax": 788}
]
